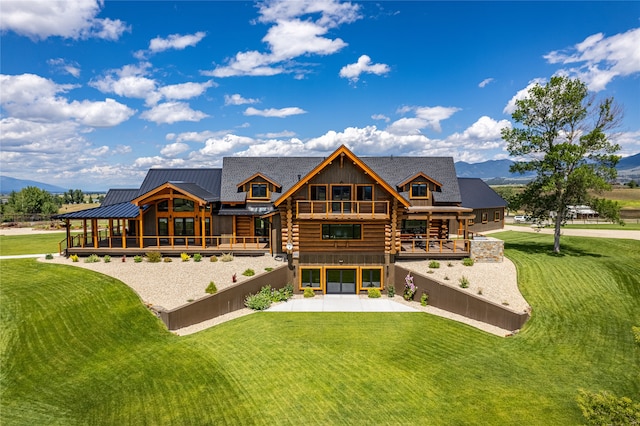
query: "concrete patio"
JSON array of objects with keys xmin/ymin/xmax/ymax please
[{"xmin": 267, "ymin": 294, "xmax": 419, "ymax": 312}]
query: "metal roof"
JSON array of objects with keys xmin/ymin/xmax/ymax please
[
  {"xmin": 168, "ymin": 182, "xmax": 218, "ymax": 203},
  {"xmin": 53, "ymin": 202, "xmax": 143, "ymax": 219},
  {"xmin": 137, "ymin": 168, "xmax": 222, "ymax": 200},
  {"xmin": 102, "ymin": 188, "xmax": 139, "ymax": 206},
  {"xmin": 457, "ymin": 178, "xmax": 507, "ymax": 209}
]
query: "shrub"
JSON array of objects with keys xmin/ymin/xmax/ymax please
[
  {"xmin": 146, "ymin": 252, "xmax": 161, "ymax": 263},
  {"xmin": 303, "ymin": 287, "xmax": 315, "ymax": 298},
  {"xmin": 180, "ymin": 252, "xmax": 191, "ymax": 262},
  {"xmin": 387, "ymin": 283, "xmax": 395, "ymax": 298},
  {"xmin": 103, "ymin": 255, "xmax": 111, "ymax": 263},
  {"xmin": 70, "ymin": 254, "xmax": 79, "ymax": 262},
  {"xmin": 193, "ymin": 253, "xmax": 202, "ymax": 262},
  {"xmin": 403, "ymin": 273, "xmax": 416, "ymax": 300},
  {"xmin": 45, "ymin": 253, "xmax": 54, "ymax": 260},
  {"xmin": 426, "ymin": 270, "xmax": 434, "ymax": 274},
  {"xmin": 84, "ymin": 254, "xmax": 100, "ymax": 263},
  {"xmin": 271, "ymin": 284, "xmax": 294, "ymax": 302},
  {"xmin": 134, "ymin": 255, "xmax": 143, "ymax": 263},
  {"xmin": 477, "ymin": 287, "xmax": 483, "ymax": 295},
  {"xmin": 163, "ymin": 257, "xmax": 172, "ymax": 263},
  {"xmin": 462, "ymin": 257, "xmax": 474, "ymax": 266},
  {"xmin": 220, "ymin": 253, "xmax": 234, "ymax": 262},
  {"xmin": 428, "ymin": 261, "xmax": 440, "ymax": 269},
  {"xmin": 367, "ymin": 288, "xmax": 381, "ymax": 298},
  {"xmin": 205, "ymin": 281, "xmax": 217, "ymax": 294},
  {"xmin": 244, "ymin": 285, "xmax": 273, "ymax": 310},
  {"xmin": 210, "ymin": 255, "xmax": 218, "ymax": 262},
  {"xmin": 444, "ymin": 276, "xmax": 450, "ymax": 281},
  {"xmin": 265, "ymin": 267, "xmax": 274, "ymax": 272},
  {"xmin": 420, "ymin": 292, "xmax": 429, "ymax": 306},
  {"xmin": 576, "ymin": 389, "xmax": 640, "ymax": 425},
  {"xmin": 242, "ymin": 268, "xmax": 255, "ymax": 277},
  {"xmin": 459, "ymin": 276, "xmax": 470, "ymax": 288}
]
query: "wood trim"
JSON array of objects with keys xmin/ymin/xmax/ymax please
[
  {"xmin": 236, "ymin": 172, "xmax": 282, "ymax": 190},
  {"xmin": 131, "ymin": 182, "xmax": 208, "ymax": 206},
  {"xmin": 248, "ymin": 181, "xmax": 270, "ymax": 200},
  {"xmin": 355, "ymin": 184, "xmax": 374, "ymax": 201},
  {"xmin": 397, "ymin": 172, "xmax": 442, "ymax": 189}
]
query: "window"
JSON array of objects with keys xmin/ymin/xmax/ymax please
[
  {"xmin": 361, "ymin": 268, "xmax": 382, "ymax": 289},
  {"xmin": 356, "ymin": 185, "xmax": 373, "ymax": 201},
  {"xmin": 157, "ymin": 200, "xmax": 169, "ymax": 212},
  {"xmin": 254, "ymin": 217, "xmax": 269, "ymax": 237},
  {"xmin": 401, "ymin": 220, "xmax": 426, "ymax": 234},
  {"xmin": 251, "ymin": 183, "xmax": 268, "ymax": 198},
  {"xmin": 468, "ymin": 218, "xmax": 475, "ymax": 226},
  {"xmin": 300, "ymin": 268, "xmax": 322, "ymax": 290},
  {"xmin": 410, "ymin": 183, "xmax": 428, "ymax": 198},
  {"xmin": 481, "ymin": 212, "xmax": 488, "ymax": 224},
  {"xmin": 494, "ymin": 211, "xmax": 501, "ymax": 222},
  {"xmin": 173, "ymin": 198, "xmax": 194, "ymax": 212},
  {"xmin": 322, "ymin": 224, "xmax": 361, "ymax": 240},
  {"xmin": 174, "ymin": 217, "xmax": 195, "ymax": 235},
  {"xmin": 158, "ymin": 218, "xmax": 168, "ymax": 236},
  {"xmin": 310, "ymin": 185, "xmax": 327, "ymax": 200}
]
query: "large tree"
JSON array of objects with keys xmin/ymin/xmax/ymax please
[
  {"xmin": 501, "ymin": 76, "xmax": 621, "ymax": 253},
  {"xmin": 5, "ymin": 186, "xmax": 61, "ymax": 216}
]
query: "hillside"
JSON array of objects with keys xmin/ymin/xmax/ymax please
[{"xmin": 0, "ymin": 176, "xmax": 66, "ymax": 194}]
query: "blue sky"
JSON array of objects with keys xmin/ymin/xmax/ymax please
[{"xmin": 1, "ymin": 0, "xmax": 639, "ymax": 190}]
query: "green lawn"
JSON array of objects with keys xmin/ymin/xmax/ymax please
[
  {"xmin": 0, "ymin": 232, "xmax": 70, "ymax": 256},
  {"xmin": 1, "ymin": 232, "xmax": 639, "ymax": 424}
]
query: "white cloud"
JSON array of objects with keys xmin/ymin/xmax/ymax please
[
  {"xmin": 544, "ymin": 28, "xmax": 640, "ymax": 91},
  {"xmin": 160, "ymin": 142, "xmax": 190, "ymax": 157},
  {"xmin": 414, "ymin": 106, "xmax": 461, "ymax": 132},
  {"xmin": 256, "ymin": 130, "xmax": 297, "ymax": 138},
  {"xmin": 503, "ymin": 78, "xmax": 546, "ymax": 115},
  {"xmin": 225, "ymin": 94, "xmax": 260, "ymax": 105},
  {"xmin": 0, "ymin": 73, "xmax": 135, "ymax": 127},
  {"xmin": 0, "ymin": 0, "xmax": 129, "ymax": 40},
  {"xmin": 203, "ymin": 0, "xmax": 361, "ymax": 77},
  {"xmin": 47, "ymin": 58, "xmax": 81, "ymax": 78},
  {"xmin": 140, "ymin": 102, "xmax": 209, "ymax": 124},
  {"xmin": 478, "ymin": 78, "xmax": 494, "ymax": 88},
  {"xmin": 445, "ymin": 116, "xmax": 511, "ymax": 147},
  {"xmin": 371, "ymin": 114, "xmax": 390, "ymax": 123},
  {"xmin": 169, "ymin": 130, "xmax": 230, "ymax": 143},
  {"xmin": 339, "ymin": 55, "xmax": 390, "ymax": 83},
  {"xmin": 149, "ymin": 31, "xmax": 206, "ymax": 53},
  {"xmin": 133, "ymin": 156, "xmax": 187, "ymax": 169},
  {"xmin": 196, "ymin": 134, "xmax": 256, "ymax": 157},
  {"xmin": 158, "ymin": 81, "xmax": 215, "ymax": 100},
  {"xmin": 244, "ymin": 106, "xmax": 307, "ymax": 118}
]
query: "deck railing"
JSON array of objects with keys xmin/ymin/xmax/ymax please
[
  {"xmin": 296, "ymin": 200, "xmax": 390, "ymax": 219},
  {"xmin": 400, "ymin": 235, "xmax": 470, "ymax": 254}
]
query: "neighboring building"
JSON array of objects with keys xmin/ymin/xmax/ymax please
[{"xmin": 55, "ymin": 145, "xmax": 506, "ymax": 294}]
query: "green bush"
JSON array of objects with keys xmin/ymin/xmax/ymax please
[
  {"xmin": 193, "ymin": 253, "xmax": 202, "ymax": 262},
  {"xmin": 210, "ymin": 255, "xmax": 218, "ymax": 262},
  {"xmin": 103, "ymin": 255, "xmax": 111, "ymax": 263},
  {"xmin": 462, "ymin": 257, "xmax": 474, "ymax": 266},
  {"xmin": 85, "ymin": 254, "xmax": 100, "ymax": 263},
  {"xmin": 387, "ymin": 284, "xmax": 395, "ymax": 298},
  {"xmin": 459, "ymin": 276, "xmax": 470, "ymax": 288},
  {"xmin": 303, "ymin": 287, "xmax": 315, "ymax": 298},
  {"xmin": 271, "ymin": 284, "xmax": 294, "ymax": 302},
  {"xmin": 134, "ymin": 255, "xmax": 143, "ymax": 263},
  {"xmin": 242, "ymin": 268, "xmax": 255, "ymax": 277},
  {"xmin": 180, "ymin": 252, "xmax": 191, "ymax": 262},
  {"xmin": 146, "ymin": 252, "xmax": 161, "ymax": 263},
  {"xmin": 205, "ymin": 281, "xmax": 217, "ymax": 294},
  {"xmin": 45, "ymin": 253, "xmax": 54, "ymax": 260},
  {"xmin": 244, "ymin": 285, "xmax": 273, "ymax": 310},
  {"xmin": 367, "ymin": 288, "xmax": 381, "ymax": 298},
  {"xmin": 420, "ymin": 292, "xmax": 429, "ymax": 306},
  {"xmin": 220, "ymin": 253, "xmax": 234, "ymax": 262},
  {"xmin": 265, "ymin": 267, "xmax": 274, "ymax": 272},
  {"xmin": 428, "ymin": 261, "xmax": 440, "ymax": 269},
  {"xmin": 163, "ymin": 257, "xmax": 172, "ymax": 263},
  {"xmin": 576, "ymin": 390, "xmax": 640, "ymax": 425}
]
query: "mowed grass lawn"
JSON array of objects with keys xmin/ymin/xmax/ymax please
[
  {"xmin": 1, "ymin": 232, "xmax": 638, "ymax": 424},
  {"xmin": 0, "ymin": 232, "xmax": 71, "ymax": 256}
]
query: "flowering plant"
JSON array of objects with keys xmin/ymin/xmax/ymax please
[{"xmin": 403, "ymin": 273, "xmax": 416, "ymax": 300}]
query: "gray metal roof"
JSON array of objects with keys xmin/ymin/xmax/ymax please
[
  {"xmin": 53, "ymin": 202, "xmax": 143, "ymax": 219},
  {"xmin": 137, "ymin": 168, "xmax": 221, "ymax": 200},
  {"xmin": 221, "ymin": 157, "xmax": 320, "ymax": 202},
  {"xmin": 362, "ymin": 156, "xmax": 461, "ymax": 204},
  {"xmin": 102, "ymin": 189, "xmax": 138, "ymax": 206},
  {"xmin": 457, "ymin": 178, "xmax": 507, "ymax": 209},
  {"xmin": 169, "ymin": 182, "xmax": 218, "ymax": 203}
]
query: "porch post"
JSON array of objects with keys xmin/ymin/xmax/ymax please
[
  {"xmin": 139, "ymin": 208, "xmax": 144, "ymax": 249},
  {"xmin": 65, "ymin": 219, "xmax": 71, "ymax": 251},
  {"xmin": 201, "ymin": 206, "xmax": 206, "ymax": 249},
  {"xmin": 82, "ymin": 219, "xmax": 87, "ymax": 247},
  {"xmin": 122, "ymin": 220, "xmax": 127, "ymax": 249},
  {"xmin": 92, "ymin": 218, "xmax": 98, "ymax": 248},
  {"xmin": 108, "ymin": 219, "xmax": 113, "ymax": 248}
]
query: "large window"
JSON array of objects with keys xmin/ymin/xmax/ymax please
[
  {"xmin": 361, "ymin": 268, "xmax": 382, "ymax": 289},
  {"xmin": 174, "ymin": 218, "xmax": 195, "ymax": 236},
  {"xmin": 401, "ymin": 220, "xmax": 426, "ymax": 234},
  {"xmin": 158, "ymin": 218, "xmax": 168, "ymax": 236},
  {"xmin": 410, "ymin": 183, "xmax": 428, "ymax": 198},
  {"xmin": 300, "ymin": 268, "xmax": 322, "ymax": 290},
  {"xmin": 356, "ymin": 185, "xmax": 373, "ymax": 201},
  {"xmin": 322, "ymin": 224, "xmax": 361, "ymax": 240},
  {"xmin": 251, "ymin": 183, "xmax": 268, "ymax": 198},
  {"xmin": 157, "ymin": 200, "xmax": 169, "ymax": 212},
  {"xmin": 173, "ymin": 198, "xmax": 194, "ymax": 212},
  {"xmin": 310, "ymin": 185, "xmax": 327, "ymax": 200}
]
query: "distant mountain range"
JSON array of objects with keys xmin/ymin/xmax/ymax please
[{"xmin": 2, "ymin": 153, "xmax": 639, "ymax": 194}]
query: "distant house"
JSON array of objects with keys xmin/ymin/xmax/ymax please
[{"xmin": 55, "ymin": 145, "xmax": 506, "ymax": 294}]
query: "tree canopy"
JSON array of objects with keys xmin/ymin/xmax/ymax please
[
  {"xmin": 501, "ymin": 76, "xmax": 621, "ymax": 253},
  {"xmin": 4, "ymin": 186, "xmax": 62, "ymax": 216}
]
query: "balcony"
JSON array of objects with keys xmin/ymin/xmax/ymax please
[{"xmin": 296, "ymin": 200, "xmax": 390, "ymax": 220}]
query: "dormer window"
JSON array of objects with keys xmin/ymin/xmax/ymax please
[
  {"xmin": 410, "ymin": 183, "xmax": 428, "ymax": 199},
  {"xmin": 251, "ymin": 183, "xmax": 268, "ymax": 199}
]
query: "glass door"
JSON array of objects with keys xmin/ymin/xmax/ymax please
[
  {"xmin": 332, "ymin": 185, "xmax": 352, "ymax": 213},
  {"xmin": 326, "ymin": 269, "xmax": 357, "ymax": 294}
]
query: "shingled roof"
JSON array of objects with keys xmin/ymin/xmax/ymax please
[{"xmin": 457, "ymin": 178, "xmax": 507, "ymax": 209}]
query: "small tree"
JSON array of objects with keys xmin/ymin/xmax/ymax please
[{"xmin": 502, "ymin": 76, "xmax": 621, "ymax": 253}]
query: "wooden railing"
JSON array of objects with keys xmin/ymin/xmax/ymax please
[
  {"xmin": 400, "ymin": 235, "xmax": 470, "ymax": 254},
  {"xmin": 296, "ymin": 200, "xmax": 390, "ymax": 219}
]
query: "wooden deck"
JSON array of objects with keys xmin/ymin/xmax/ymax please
[{"xmin": 396, "ymin": 238, "xmax": 470, "ymax": 259}]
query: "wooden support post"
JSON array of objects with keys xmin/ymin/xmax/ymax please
[
  {"xmin": 139, "ymin": 208, "xmax": 144, "ymax": 249},
  {"xmin": 390, "ymin": 198, "xmax": 397, "ymax": 255},
  {"xmin": 82, "ymin": 220, "xmax": 87, "ymax": 247},
  {"xmin": 92, "ymin": 218, "xmax": 98, "ymax": 248}
]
